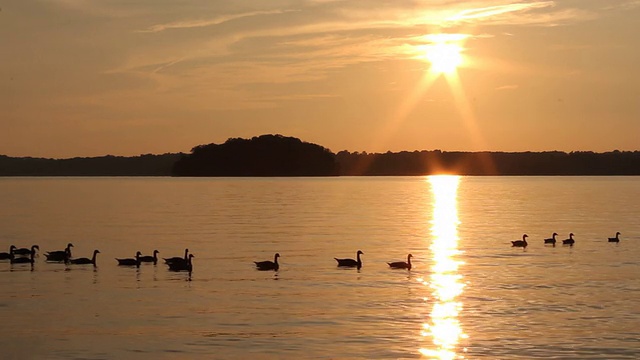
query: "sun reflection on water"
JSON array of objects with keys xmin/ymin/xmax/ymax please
[{"xmin": 420, "ymin": 175, "xmax": 466, "ymax": 359}]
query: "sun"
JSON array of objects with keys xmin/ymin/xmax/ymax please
[{"xmin": 425, "ymin": 42, "xmax": 463, "ymax": 75}]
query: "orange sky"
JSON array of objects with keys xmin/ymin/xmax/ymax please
[{"xmin": 1, "ymin": 1, "xmax": 639, "ymax": 158}]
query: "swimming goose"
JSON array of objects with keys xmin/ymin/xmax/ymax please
[
  {"xmin": 116, "ymin": 251, "xmax": 142, "ymax": 267},
  {"xmin": 168, "ymin": 254, "xmax": 193, "ymax": 272},
  {"xmin": 544, "ymin": 233, "xmax": 558, "ymax": 245},
  {"xmin": 388, "ymin": 254, "xmax": 413, "ymax": 270},
  {"xmin": 562, "ymin": 233, "xmax": 575, "ymax": 246},
  {"xmin": 14, "ymin": 245, "xmax": 39, "ymax": 256},
  {"xmin": 254, "ymin": 253, "xmax": 280, "ymax": 271},
  {"xmin": 511, "ymin": 234, "xmax": 528, "ymax": 247},
  {"xmin": 10, "ymin": 250, "xmax": 35, "ymax": 264},
  {"xmin": 139, "ymin": 250, "xmax": 159, "ymax": 264},
  {"xmin": 608, "ymin": 232, "xmax": 621, "ymax": 243},
  {"xmin": 45, "ymin": 243, "xmax": 73, "ymax": 262},
  {"xmin": 68, "ymin": 250, "xmax": 100, "ymax": 265},
  {"xmin": 0, "ymin": 245, "xmax": 16, "ymax": 260},
  {"xmin": 164, "ymin": 248, "xmax": 188, "ymax": 265},
  {"xmin": 335, "ymin": 250, "xmax": 364, "ymax": 268}
]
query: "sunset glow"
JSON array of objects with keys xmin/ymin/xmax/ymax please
[{"xmin": 2, "ymin": 2, "xmax": 639, "ymax": 157}]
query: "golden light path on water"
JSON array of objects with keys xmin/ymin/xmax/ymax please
[{"xmin": 419, "ymin": 175, "xmax": 467, "ymax": 359}]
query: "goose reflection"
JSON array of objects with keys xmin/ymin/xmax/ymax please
[{"xmin": 420, "ymin": 175, "xmax": 466, "ymax": 359}]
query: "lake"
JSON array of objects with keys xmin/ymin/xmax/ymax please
[{"xmin": 0, "ymin": 176, "xmax": 639, "ymax": 359}]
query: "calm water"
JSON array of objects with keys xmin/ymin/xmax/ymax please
[{"xmin": 0, "ymin": 176, "xmax": 639, "ymax": 359}]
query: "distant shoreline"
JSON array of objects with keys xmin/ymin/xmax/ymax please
[{"xmin": 2, "ymin": 135, "xmax": 640, "ymax": 176}]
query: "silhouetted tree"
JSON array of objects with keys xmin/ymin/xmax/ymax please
[{"xmin": 172, "ymin": 134, "xmax": 339, "ymax": 176}]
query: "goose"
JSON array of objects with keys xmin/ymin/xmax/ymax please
[
  {"xmin": 139, "ymin": 250, "xmax": 159, "ymax": 264},
  {"xmin": 388, "ymin": 254, "xmax": 413, "ymax": 270},
  {"xmin": 254, "ymin": 253, "xmax": 280, "ymax": 271},
  {"xmin": 511, "ymin": 234, "xmax": 528, "ymax": 247},
  {"xmin": 544, "ymin": 233, "xmax": 558, "ymax": 246},
  {"xmin": 68, "ymin": 250, "xmax": 100, "ymax": 265},
  {"xmin": 116, "ymin": 251, "xmax": 142, "ymax": 267},
  {"xmin": 0, "ymin": 245, "xmax": 16, "ymax": 260},
  {"xmin": 335, "ymin": 250, "xmax": 363, "ymax": 268},
  {"xmin": 10, "ymin": 250, "xmax": 35, "ymax": 264},
  {"xmin": 164, "ymin": 248, "xmax": 188, "ymax": 265},
  {"xmin": 168, "ymin": 254, "xmax": 193, "ymax": 272},
  {"xmin": 45, "ymin": 243, "xmax": 73, "ymax": 262},
  {"xmin": 14, "ymin": 245, "xmax": 39, "ymax": 256},
  {"xmin": 562, "ymin": 233, "xmax": 575, "ymax": 246},
  {"xmin": 608, "ymin": 232, "xmax": 621, "ymax": 243}
]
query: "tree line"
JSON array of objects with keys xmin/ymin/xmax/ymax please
[
  {"xmin": 0, "ymin": 154, "xmax": 181, "ymax": 176},
  {"xmin": 1, "ymin": 135, "xmax": 640, "ymax": 176}
]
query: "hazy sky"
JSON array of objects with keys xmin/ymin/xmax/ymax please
[{"xmin": 2, "ymin": 1, "xmax": 639, "ymax": 157}]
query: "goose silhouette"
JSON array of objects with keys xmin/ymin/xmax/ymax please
[
  {"xmin": 544, "ymin": 233, "xmax": 558, "ymax": 246},
  {"xmin": 608, "ymin": 232, "xmax": 621, "ymax": 243},
  {"xmin": 562, "ymin": 233, "xmax": 575, "ymax": 246},
  {"xmin": 116, "ymin": 251, "xmax": 142, "ymax": 267},
  {"xmin": 254, "ymin": 253, "xmax": 280, "ymax": 271},
  {"xmin": 45, "ymin": 243, "xmax": 73, "ymax": 262},
  {"xmin": 164, "ymin": 249, "xmax": 188, "ymax": 265},
  {"xmin": 140, "ymin": 250, "xmax": 159, "ymax": 264},
  {"xmin": 168, "ymin": 254, "xmax": 193, "ymax": 272},
  {"xmin": 68, "ymin": 250, "xmax": 100, "ymax": 266},
  {"xmin": 388, "ymin": 254, "xmax": 413, "ymax": 270},
  {"xmin": 511, "ymin": 234, "xmax": 528, "ymax": 247},
  {"xmin": 335, "ymin": 250, "xmax": 363, "ymax": 268},
  {"xmin": 0, "ymin": 245, "xmax": 16, "ymax": 260}
]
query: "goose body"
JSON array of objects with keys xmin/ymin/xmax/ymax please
[
  {"xmin": 45, "ymin": 243, "xmax": 73, "ymax": 262},
  {"xmin": 139, "ymin": 250, "xmax": 159, "ymax": 264},
  {"xmin": 254, "ymin": 253, "xmax": 280, "ymax": 271},
  {"xmin": 511, "ymin": 234, "xmax": 528, "ymax": 247},
  {"xmin": 10, "ymin": 250, "xmax": 35, "ymax": 264},
  {"xmin": 562, "ymin": 233, "xmax": 575, "ymax": 246},
  {"xmin": 335, "ymin": 250, "xmax": 363, "ymax": 268},
  {"xmin": 544, "ymin": 233, "xmax": 558, "ymax": 245},
  {"xmin": 69, "ymin": 250, "xmax": 100, "ymax": 265},
  {"xmin": 168, "ymin": 254, "xmax": 193, "ymax": 272},
  {"xmin": 0, "ymin": 245, "xmax": 16, "ymax": 260},
  {"xmin": 164, "ymin": 248, "xmax": 188, "ymax": 265},
  {"xmin": 14, "ymin": 245, "xmax": 39, "ymax": 256},
  {"xmin": 388, "ymin": 254, "xmax": 413, "ymax": 270},
  {"xmin": 608, "ymin": 232, "xmax": 621, "ymax": 243},
  {"xmin": 116, "ymin": 251, "xmax": 142, "ymax": 267}
]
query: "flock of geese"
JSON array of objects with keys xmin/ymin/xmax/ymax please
[
  {"xmin": 0, "ymin": 245, "xmax": 412, "ymax": 272},
  {"xmin": 511, "ymin": 232, "xmax": 622, "ymax": 247},
  {"xmin": 254, "ymin": 250, "xmax": 411, "ymax": 271},
  {"xmin": 0, "ymin": 244, "xmax": 194, "ymax": 272},
  {"xmin": 1, "ymin": 232, "xmax": 622, "ymax": 272}
]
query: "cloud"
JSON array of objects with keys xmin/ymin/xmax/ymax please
[
  {"xmin": 496, "ymin": 85, "xmax": 519, "ymax": 90},
  {"xmin": 139, "ymin": 10, "xmax": 296, "ymax": 33},
  {"xmin": 446, "ymin": 2, "xmax": 556, "ymax": 22}
]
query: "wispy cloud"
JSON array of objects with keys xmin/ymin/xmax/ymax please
[
  {"xmin": 139, "ymin": 10, "xmax": 295, "ymax": 33},
  {"xmin": 447, "ymin": 2, "xmax": 556, "ymax": 22},
  {"xmin": 496, "ymin": 85, "xmax": 519, "ymax": 90}
]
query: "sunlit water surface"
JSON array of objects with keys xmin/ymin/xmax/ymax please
[{"xmin": 0, "ymin": 176, "xmax": 639, "ymax": 359}]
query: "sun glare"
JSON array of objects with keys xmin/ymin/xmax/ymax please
[
  {"xmin": 425, "ymin": 42, "xmax": 463, "ymax": 75},
  {"xmin": 414, "ymin": 34, "xmax": 467, "ymax": 76}
]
